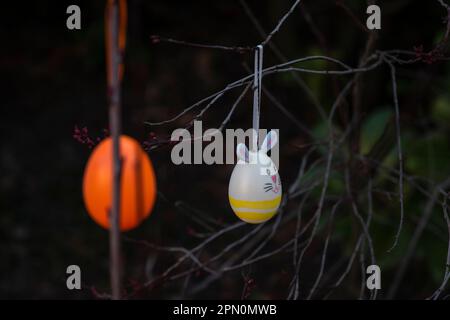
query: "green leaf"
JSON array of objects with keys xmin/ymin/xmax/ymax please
[{"xmin": 361, "ymin": 108, "xmax": 393, "ymax": 155}]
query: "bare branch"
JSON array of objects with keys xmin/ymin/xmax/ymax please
[
  {"xmin": 385, "ymin": 60, "xmax": 405, "ymax": 253},
  {"xmin": 429, "ymin": 195, "xmax": 450, "ymax": 300},
  {"xmin": 260, "ymin": 0, "xmax": 303, "ymax": 47},
  {"xmin": 150, "ymin": 35, "xmax": 253, "ymax": 53},
  {"xmin": 388, "ymin": 178, "xmax": 450, "ymax": 298}
]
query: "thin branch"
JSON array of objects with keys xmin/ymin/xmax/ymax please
[
  {"xmin": 387, "ymin": 178, "xmax": 450, "ymax": 298},
  {"xmin": 150, "ymin": 35, "xmax": 253, "ymax": 53},
  {"xmin": 429, "ymin": 195, "xmax": 450, "ymax": 299},
  {"xmin": 345, "ymin": 168, "xmax": 376, "ymax": 275},
  {"xmin": 367, "ymin": 178, "xmax": 378, "ymax": 300},
  {"xmin": 240, "ymin": 0, "xmax": 327, "ymax": 121},
  {"xmin": 336, "ymin": 0, "xmax": 369, "ymax": 33},
  {"xmin": 306, "ymin": 200, "xmax": 341, "ymax": 299},
  {"xmin": 386, "ymin": 60, "xmax": 405, "ymax": 252},
  {"xmin": 145, "ymin": 54, "xmax": 383, "ymax": 127},
  {"xmin": 124, "ymin": 238, "xmax": 218, "ymax": 276},
  {"xmin": 260, "ymin": 0, "xmax": 302, "ymax": 47}
]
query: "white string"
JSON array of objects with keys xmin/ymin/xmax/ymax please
[{"xmin": 252, "ymin": 45, "xmax": 263, "ymax": 151}]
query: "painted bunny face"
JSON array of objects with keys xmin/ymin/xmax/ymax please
[{"xmin": 236, "ymin": 131, "xmax": 280, "ymax": 190}]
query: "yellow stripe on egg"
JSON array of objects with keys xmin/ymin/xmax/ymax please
[
  {"xmin": 229, "ymin": 195, "xmax": 281, "ymax": 210},
  {"xmin": 234, "ymin": 210, "xmax": 278, "ymax": 223},
  {"xmin": 229, "ymin": 195, "xmax": 281, "ymax": 223}
]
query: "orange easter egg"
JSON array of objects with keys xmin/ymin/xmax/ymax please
[{"xmin": 82, "ymin": 135, "xmax": 156, "ymax": 231}]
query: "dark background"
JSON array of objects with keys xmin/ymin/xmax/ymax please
[{"xmin": 1, "ymin": 0, "xmax": 450, "ymax": 299}]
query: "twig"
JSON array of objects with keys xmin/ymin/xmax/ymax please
[
  {"xmin": 141, "ymin": 221, "xmax": 245, "ymax": 288},
  {"xmin": 387, "ymin": 178, "xmax": 450, "ymax": 298},
  {"xmin": 150, "ymin": 35, "xmax": 253, "ymax": 53},
  {"xmin": 260, "ymin": 0, "xmax": 302, "ymax": 47},
  {"xmin": 367, "ymin": 178, "xmax": 378, "ymax": 300},
  {"xmin": 124, "ymin": 237, "xmax": 218, "ymax": 276},
  {"xmin": 289, "ymin": 78, "xmax": 355, "ymax": 299},
  {"xmin": 306, "ymin": 200, "xmax": 341, "ymax": 299},
  {"xmin": 241, "ymin": 62, "xmax": 314, "ymax": 137},
  {"xmin": 145, "ymin": 54, "xmax": 383, "ymax": 127},
  {"xmin": 429, "ymin": 195, "xmax": 450, "ymax": 299},
  {"xmin": 323, "ymin": 202, "xmax": 373, "ymax": 300},
  {"xmin": 386, "ymin": 60, "xmax": 404, "ymax": 252},
  {"xmin": 336, "ymin": 0, "xmax": 369, "ymax": 33},
  {"xmin": 240, "ymin": 0, "xmax": 327, "ymax": 121},
  {"xmin": 345, "ymin": 168, "xmax": 376, "ymax": 276}
]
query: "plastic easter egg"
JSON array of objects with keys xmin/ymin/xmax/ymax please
[
  {"xmin": 82, "ymin": 135, "xmax": 157, "ymax": 231},
  {"xmin": 228, "ymin": 131, "xmax": 282, "ymax": 224}
]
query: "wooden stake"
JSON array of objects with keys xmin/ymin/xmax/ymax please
[{"xmin": 106, "ymin": 0, "xmax": 122, "ymax": 300}]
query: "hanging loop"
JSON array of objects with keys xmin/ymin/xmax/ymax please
[{"xmin": 252, "ymin": 45, "xmax": 263, "ymax": 152}]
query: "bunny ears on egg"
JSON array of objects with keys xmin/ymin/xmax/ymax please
[{"xmin": 236, "ymin": 130, "xmax": 278, "ymax": 162}]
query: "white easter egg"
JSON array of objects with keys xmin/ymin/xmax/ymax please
[{"xmin": 228, "ymin": 131, "xmax": 282, "ymax": 224}]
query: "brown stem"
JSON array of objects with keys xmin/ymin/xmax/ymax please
[{"xmin": 106, "ymin": 0, "xmax": 123, "ymax": 300}]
